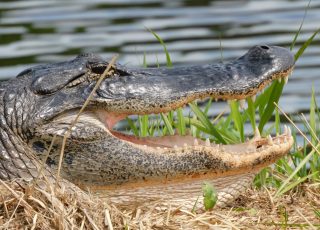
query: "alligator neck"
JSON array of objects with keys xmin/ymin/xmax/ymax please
[{"xmin": 0, "ymin": 110, "xmax": 38, "ymax": 180}]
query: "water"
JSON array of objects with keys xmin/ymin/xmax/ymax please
[{"xmin": 0, "ymin": 0, "xmax": 319, "ymax": 116}]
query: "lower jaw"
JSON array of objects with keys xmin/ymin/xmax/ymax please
[
  {"xmin": 77, "ymin": 149, "xmax": 284, "ymax": 191},
  {"xmin": 95, "ymin": 173, "xmax": 256, "ymax": 209}
]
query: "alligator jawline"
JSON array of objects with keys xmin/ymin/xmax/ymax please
[
  {"xmin": 93, "ymin": 97, "xmax": 293, "ymax": 164},
  {"xmin": 91, "ymin": 67, "xmax": 294, "ymax": 157}
]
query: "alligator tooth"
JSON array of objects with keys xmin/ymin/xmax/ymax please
[
  {"xmin": 174, "ymin": 145, "xmax": 178, "ymax": 149},
  {"xmin": 283, "ymin": 125, "xmax": 288, "ymax": 135},
  {"xmin": 239, "ymin": 99, "xmax": 246, "ymax": 110},
  {"xmin": 251, "ymin": 95, "xmax": 256, "ymax": 102},
  {"xmin": 183, "ymin": 143, "xmax": 188, "ymax": 148},
  {"xmin": 215, "ymin": 98, "xmax": 218, "ymax": 102},
  {"xmin": 164, "ymin": 147, "xmax": 167, "ymax": 150},
  {"xmin": 284, "ymin": 76, "xmax": 289, "ymax": 84},
  {"xmin": 143, "ymin": 145, "xmax": 147, "ymax": 149},
  {"xmin": 194, "ymin": 139, "xmax": 199, "ymax": 146},
  {"xmin": 205, "ymin": 138, "xmax": 210, "ymax": 147},
  {"xmin": 254, "ymin": 127, "xmax": 261, "ymax": 139},
  {"xmin": 278, "ymin": 78, "xmax": 282, "ymax": 83},
  {"xmin": 156, "ymin": 147, "xmax": 161, "ymax": 150},
  {"xmin": 267, "ymin": 135, "xmax": 273, "ymax": 145},
  {"xmin": 276, "ymin": 138, "xmax": 281, "ymax": 145},
  {"xmin": 288, "ymin": 126, "xmax": 292, "ymax": 136}
]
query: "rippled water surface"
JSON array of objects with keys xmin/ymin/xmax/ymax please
[{"xmin": 0, "ymin": 0, "xmax": 319, "ymax": 115}]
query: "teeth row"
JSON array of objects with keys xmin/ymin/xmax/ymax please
[
  {"xmin": 148, "ymin": 135, "xmax": 291, "ymax": 152},
  {"xmin": 278, "ymin": 76, "xmax": 289, "ymax": 84},
  {"xmin": 168, "ymin": 138, "xmax": 219, "ymax": 149},
  {"xmin": 224, "ymin": 96, "xmax": 256, "ymax": 110},
  {"xmin": 145, "ymin": 125, "xmax": 292, "ymax": 151},
  {"xmin": 283, "ymin": 125, "xmax": 292, "ymax": 136}
]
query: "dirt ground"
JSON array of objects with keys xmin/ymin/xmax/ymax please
[{"xmin": 0, "ymin": 179, "xmax": 319, "ymax": 229}]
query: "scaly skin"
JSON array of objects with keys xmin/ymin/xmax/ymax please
[{"xmin": 0, "ymin": 45, "xmax": 294, "ymax": 207}]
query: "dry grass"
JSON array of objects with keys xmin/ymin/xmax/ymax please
[{"xmin": 0, "ymin": 178, "xmax": 319, "ymax": 229}]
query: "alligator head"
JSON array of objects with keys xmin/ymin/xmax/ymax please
[{"xmin": 0, "ymin": 45, "xmax": 294, "ymax": 207}]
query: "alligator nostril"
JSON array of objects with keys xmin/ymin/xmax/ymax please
[{"xmin": 260, "ymin": 45, "xmax": 269, "ymax": 50}]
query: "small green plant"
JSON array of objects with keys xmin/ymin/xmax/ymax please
[
  {"xmin": 202, "ymin": 182, "xmax": 218, "ymax": 210},
  {"xmin": 279, "ymin": 206, "xmax": 289, "ymax": 229}
]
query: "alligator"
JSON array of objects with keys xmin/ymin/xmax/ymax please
[{"xmin": 0, "ymin": 45, "xmax": 294, "ymax": 208}]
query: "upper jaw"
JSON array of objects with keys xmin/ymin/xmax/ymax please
[{"xmin": 94, "ymin": 46, "xmax": 294, "ymax": 115}]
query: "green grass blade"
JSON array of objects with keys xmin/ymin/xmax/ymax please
[
  {"xmin": 184, "ymin": 117, "xmax": 208, "ymax": 134},
  {"xmin": 147, "ymin": 27, "xmax": 172, "ymax": 67},
  {"xmin": 277, "ymin": 172, "xmax": 318, "ymax": 195},
  {"xmin": 176, "ymin": 108, "xmax": 186, "ymax": 135},
  {"xmin": 204, "ymin": 99, "xmax": 212, "ymax": 115},
  {"xmin": 258, "ymin": 81, "xmax": 284, "ymax": 132},
  {"xmin": 290, "ymin": 0, "xmax": 312, "ymax": 50},
  {"xmin": 255, "ymin": 82, "xmax": 275, "ymax": 117},
  {"xmin": 246, "ymin": 97, "xmax": 256, "ymax": 131},
  {"xmin": 294, "ymin": 28, "xmax": 320, "ymax": 61},
  {"xmin": 229, "ymin": 100, "xmax": 244, "ymax": 142},
  {"xmin": 126, "ymin": 117, "xmax": 139, "ymax": 136},
  {"xmin": 160, "ymin": 113, "xmax": 175, "ymax": 136},
  {"xmin": 189, "ymin": 102, "xmax": 226, "ymax": 144},
  {"xmin": 139, "ymin": 115, "xmax": 149, "ymax": 137},
  {"xmin": 275, "ymin": 144, "xmax": 319, "ymax": 197},
  {"xmin": 310, "ymin": 87, "xmax": 317, "ymax": 145},
  {"xmin": 314, "ymin": 208, "xmax": 320, "ymax": 219},
  {"xmin": 143, "ymin": 51, "xmax": 147, "ymax": 68}
]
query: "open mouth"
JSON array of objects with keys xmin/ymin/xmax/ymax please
[
  {"xmin": 90, "ymin": 67, "xmax": 295, "ymax": 159},
  {"xmin": 94, "ymin": 98, "xmax": 292, "ymax": 158}
]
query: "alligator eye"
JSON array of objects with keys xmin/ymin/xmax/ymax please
[
  {"xmin": 91, "ymin": 65, "xmax": 106, "ymax": 74},
  {"xmin": 260, "ymin": 45, "xmax": 270, "ymax": 50}
]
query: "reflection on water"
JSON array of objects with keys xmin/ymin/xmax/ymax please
[{"xmin": 0, "ymin": 0, "xmax": 319, "ymax": 115}]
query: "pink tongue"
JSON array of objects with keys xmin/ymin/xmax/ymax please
[{"xmin": 96, "ymin": 110, "xmax": 128, "ymax": 129}]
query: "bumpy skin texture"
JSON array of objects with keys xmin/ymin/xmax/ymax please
[
  {"xmin": 0, "ymin": 45, "xmax": 294, "ymax": 207},
  {"xmin": 98, "ymin": 45, "xmax": 294, "ymax": 113}
]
